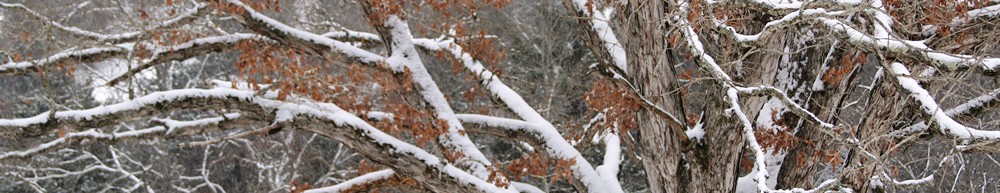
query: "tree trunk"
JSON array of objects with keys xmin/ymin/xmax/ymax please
[
  {"xmin": 842, "ymin": 63, "xmax": 912, "ymax": 193},
  {"xmin": 776, "ymin": 48, "xmax": 862, "ymax": 189},
  {"xmin": 618, "ymin": 1, "xmax": 687, "ymax": 192}
]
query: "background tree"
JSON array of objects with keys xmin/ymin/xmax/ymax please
[{"xmin": 1, "ymin": 0, "xmax": 1000, "ymax": 192}]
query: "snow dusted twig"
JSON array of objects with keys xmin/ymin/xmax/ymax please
[
  {"xmin": 0, "ymin": 46, "xmax": 129, "ymax": 76},
  {"xmin": 105, "ymin": 33, "xmax": 269, "ymax": 86},
  {"xmin": 879, "ymin": 172, "xmax": 934, "ymax": 187},
  {"xmin": 734, "ymin": 86, "xmax": 835, "ymax": 130},
  {"xmin": 715, "ymin": 8, "xmax": 845, "ymax": 42},
  {"xmin": 1, "ymin": 88, "xmax": 510, "ymax": 192},
  {"xmin": 0, "ymin": 113, "xmax": 243, "ymax": 160},
  {"xmin": 566, "ymin": 0, "xmax": 628, "ymax": 72},
  {"xmin": 179, "ymin": 124, "xmax": 280, "ymax": 147},
  {"xmin": 204, "ymin": 0, "xmax": 384, "ymax": 64},
  {"xmin": 888, "ymin": 62, "xmax": 1000, "ymax": 141},
  {"xmin": 303, "ymin": 169, "xmax": 395, "ymax": 193},
  {"xmin": 897, "ymin": 87, "xmax": 1000, "ymax": 136},
  {"xmin": 0, "ymin": 33, "xmax": 267, "ymax": 80},
  {"xmin": 0, "ymin": 2, "xmax": 208, "ymax": 43}
]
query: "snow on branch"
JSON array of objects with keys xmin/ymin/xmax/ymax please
[
  {"xmin": 0, "ymin": 33, "xmax": 266, "ymax": 79},
  {"xmin": 105, "ymin": 33, "xmax": 269, "ymax": 86},
  {"xmin": 674, "ymin": 2, "xmax": 865, "ymax": 192},
  {"xmin": 734, "ymin": 86, "xmax": 835, "ymax": 130},
  {"xmin": 204, "ymin": 0, "xmax": 384, "ymax": 64},
  {"xmin": 898, "ymin": 87, "xmax": 1000, "ymax": 136},
  {"xmin": 888, "ymin": 62, "xmax": 1000, "ymax": 140},
  {"xmin": 709, "ymin": 0, "xmax": 1000, "ymax": 74},
  {"xmin": 716, "ymin": 8, "xmax": 844, "ymax": 42},
  {"xmin": 0, "ymin": 46, "xmax": 129, "ymax": 76},
  {"xmin": 707, "ymin": 0, "xmax": 861, "ymax": 10},
  {"xmin": 375, "ymin": 15, "xmax": 497, "ymax": 181},
  {"xmin": 0, "ymin": 88, "xmax": 265, "ymax": 138},
  {"xmin": 819, "ymin": 18, "xmax": 1000, "ymax": 73},
  {"xmin": 567, "ymin": 0, "xmax": 628, "ymax": 73},
  {"xmin": 0, "ymin": 88, "xmax": 510, "ymax": 192},
  {"xmin": 415, "ymin": 37, "xmax": 624, "ymax": 193},
  {"xmin": 304, "ymin": 169, "xmax": 395, "ymax": 193},
  {"xmin": 0, "ymin": 2, "xmax": 208, "ymax": 43},
  {"xmin": 924, "ymin": 4, "xmax": 1000, "ymax": 34},
  {"xmin": 0, "ymin": 113, "xmax": 243, "ymax": 160}
]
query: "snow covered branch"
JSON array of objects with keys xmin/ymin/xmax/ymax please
[
  {"xmin": 105, "ymin": 33, "xmax": 269, "ymax": 86},
  {"xmin": 0, "ymin": 1, "xmax": 209, "ymax": 43},
  {"xmin": 0, "ymin": 33, "xmax": 266, "ymax": 79},
  {"xmin": 414, "ymin": 38, "xmax": 625, "ymax": 193},
  {"xmin": 360, "ymin": 7, "xmax": 497, "ymax": 182},
  {"xmin": 888, "ymin": 62, "xmax": 1000, "ymax": 141},
  {"xmin": 202, "ymin": 0, "xmax": 384, "ymax": 64},
  {"xmin": 0, "ymin": 46, "xmax": 128, "ymax": 77},
  {"xmin": 0, "ymin": 113, "xmax": 244, "ymax": 161},
  {"xmin": 0, "ymin": 88, "xmax": 508, "ymax": 192},
  {"xmin": 304, "ymin": 169, "xmax": 395, "ymax": 193},
  {"xmin": 564, "ymin": 0, "xmax": 628, "ymax": 74}
]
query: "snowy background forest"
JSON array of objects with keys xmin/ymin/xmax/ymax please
[{"xmin": 1, "ymin": 0, "xmax": 1000, "ymax": 192}]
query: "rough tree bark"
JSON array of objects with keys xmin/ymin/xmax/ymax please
[{"xmin": 617, "ymin": 0, "xmax": 687, "ymax": 192}]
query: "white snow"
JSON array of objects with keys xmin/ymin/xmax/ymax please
[
  {"xmin": 0, "ymin": 86, "xmax": 513, "ymax": 192},
  {"xmin": 595, "ymin": 133, "xmax": 623, "ymax": 189},
  {"xmin": 414, "ymin": 37, "xmax": 623, "ymax": 193},
  {"xmin": 379, "ymin": 15, "xmax": 496, "ymax": 181},
  {"xmin": 303, "ymin": 169, "xmax": 394, "ymax": 193},
  {"xmin": 685, "ymin": 112, "xmax": 705, "ymax": 141},
  {"xmin": 155, "ymin": 113, "xmax": 241, "ymax": 134},
  {"xmin": 222, "ymin": 0, "xmax": 383, "ymax": 64},
  {"xmin": 0, "ymin": 46, "xmax": 127, "ymax": 72},
  {"xmin": 570, "ymin": 0, "xmax": 627, "ymax": 72},
  {"xmin": 819, "ymin": 17, "xmax": 1000, "ymax": 72},
  {"xmin": 890, "ymin": 62, "xmax": 1000, "ymax": 140},
  {"xmin": 720, "ymin": 9, "xmax": 844, "ymax": 42}
]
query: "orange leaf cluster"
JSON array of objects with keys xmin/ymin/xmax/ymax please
[
  {"xmin": 550, "ymin": 158, "xmax": 577, "ymax": 184},
  {"xmin": 754, "ymin": 108, "xmax": 799, "ymax": 152},
  {"xmin": 422, "ymin": 0, "xmax": 510, "ymax": 19},
  {"xmin": 486, "ymin": 164, "xmax": 510, "ymax": 188},
  {"xmin": 364, "ymin": 0, "xmax": 405, "ymax": 26},
  {"xmin": 910, "ymin": 0, "xmax": 992, "ymax": 35},
  {"xmin": 584, "ymin": 80, "xmax": 640, "ymax": 134},
  {"xmin": 504, "ymin": 152, "xmax": 547, "ymax": 181},
  {"xmin": 821, "ymin": 52, "xmax": 863, "ymax": 88},
  {"xmin": 208, "ymin": 0, "xmax": 246, "ymax": 16},
  {"xmin": 233, "ymin": 39, "xmax": 338, "ymax": 102}
]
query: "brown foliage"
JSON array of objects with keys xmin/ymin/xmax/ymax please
[{"xmin": 585, "ymin": 80, "xmax": 640, "ymax": 134}]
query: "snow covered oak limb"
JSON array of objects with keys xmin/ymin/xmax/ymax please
[
  {"xmin": 414, "ymin": 37, "xmax": 625, "ymax": 192},
  {"xmin": 888, "ymin": 62, "xmax": 1000, "ymax": 142},
  {"xmin": 0, "ymin": 113, "xmax": 246, "ymax": 160},
  {"xmin": 202, "ymin": 0, "xmax": 384, "ymax": 64},
  {"xmin": 0, "ymin": 88, "xmax": 509, "ymax": 193}
]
